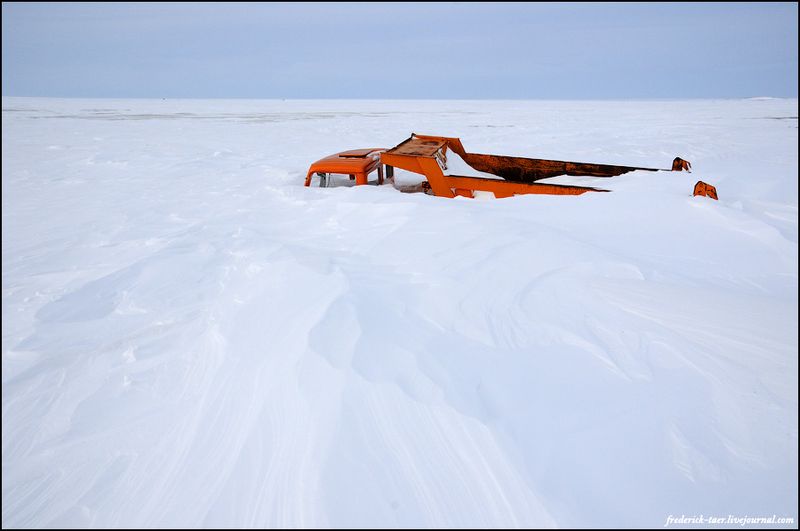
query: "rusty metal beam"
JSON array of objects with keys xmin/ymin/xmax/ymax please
[{"xmin": 379, "ymin": 133, "xmax": 692, "ymax": 199}]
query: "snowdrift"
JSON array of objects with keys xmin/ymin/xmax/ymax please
[{"xmin": 2, "ymin": 98, "xmax": 797, "ymax": 528}]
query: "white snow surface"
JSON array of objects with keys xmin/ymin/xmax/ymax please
[
  {"xmin": 442, "ymin": 150, "xmax": 503, "ymax": 180},
  {"xmin": 2, "ymin": 98, "xmax": 798, "ymax": 528}
]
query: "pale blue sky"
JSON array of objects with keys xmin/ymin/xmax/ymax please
[{"xmin": 2, "ymin": 2, "xmax": 797, "ymax": 99}]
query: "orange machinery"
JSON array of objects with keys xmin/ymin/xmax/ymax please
[{"xmin": 304, "ymin": 134, "xmax": 714, "ymax": 199}]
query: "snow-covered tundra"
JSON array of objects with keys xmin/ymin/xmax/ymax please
[{"xmin": 2, "ymin": 97, "xmax": 797, "ymax": 528}]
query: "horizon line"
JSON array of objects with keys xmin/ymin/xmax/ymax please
[{"xmin": 3, "ymin": 95, "xmax": 797, "ymax": 102}]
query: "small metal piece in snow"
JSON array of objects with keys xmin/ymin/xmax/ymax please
[
  {"xmin": 672, "ymin": 157, "xmax": 692, "ymax": 172},
  {"xmin": 693, "ymin": 181, "xmax": 718, "ymax": 200}
]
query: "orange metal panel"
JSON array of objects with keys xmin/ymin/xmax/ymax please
[
  {"xmin": 417, "ymin": 156, "xmax": 455, "ymax": 198},
  {"xmin": 442, "ymin": 175, "xmax": 607, "ymax": 197},
  {"xmin": 380, "ymin": 151, "xmax": 427, "ymax": 176},
  {"xmin": 693, "ymin": 180, "xmax": 718, "ymax": 200}
]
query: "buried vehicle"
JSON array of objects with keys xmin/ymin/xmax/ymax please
[{"xmin": 304, "ymin": 133, "xmax": 717, "ymax": 200}]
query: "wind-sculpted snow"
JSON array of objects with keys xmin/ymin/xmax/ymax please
[{"xmin": 2, "ymin": 98, "xmax": 797, "ymax": 527}]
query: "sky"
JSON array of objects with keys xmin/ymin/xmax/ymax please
[{"xmin": 2, "ymin": 2, "xmax": 798, "ymax": 99}]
